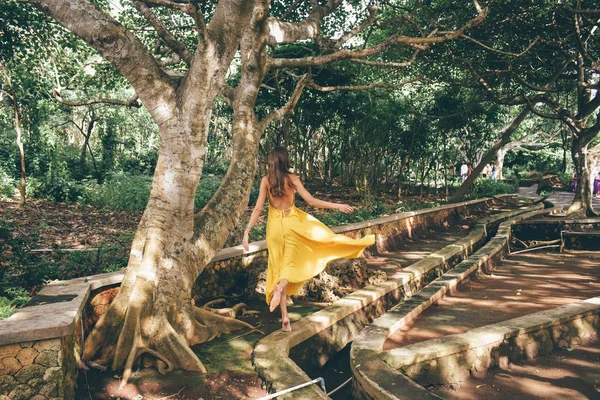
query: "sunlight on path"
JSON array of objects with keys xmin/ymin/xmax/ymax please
[{"xmin": 518, "ymin": 185, "xmax": 600, "ymax": 210}]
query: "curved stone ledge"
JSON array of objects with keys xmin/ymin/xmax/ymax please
[
  {"xmin": 350, "ymin": 207, "xmax": 551, "ymax": 400},
  {"xmin": 384, "ymin": 297, "xmax": 600, "ymax": 386},
  {"xmin": 253, "ymin": 200, "xmax": 542, "ymax": 399}
]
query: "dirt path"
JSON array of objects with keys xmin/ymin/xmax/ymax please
[
  {"xmin": 381, "ymin": 250, "xmax": 600, "ymax": 399},
  {"xmin": 518, "ymin": 185, "xmax": 600, "ymax": 210},
  {"xmin": 385, "ymin": 250, "xmax": 600, "ymax": 349}
]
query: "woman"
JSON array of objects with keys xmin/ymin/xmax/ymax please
[{"xmin": 242, "ymin": 147, "xmax": 375, "ymax": 332}]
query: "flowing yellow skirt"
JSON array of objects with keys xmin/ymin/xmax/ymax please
[{"xmin": 265, "ymin": 205, "xmax": 376, "ymax": 304}]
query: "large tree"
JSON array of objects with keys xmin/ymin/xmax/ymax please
[{"xmin": 22, "ymin": 0, "xmax": 486, "ymax": 383}]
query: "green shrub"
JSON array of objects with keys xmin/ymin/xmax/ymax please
[
  {"xmin": 395, "ymin": 198, "xmax": 445, "ymax": 212},
  {"xmin": 557, "ymin": 171, "xmax": 574, "ymax": 186},
  {"xmin": 0, "ymin": 217, "xmax": 129, "ymax": 301},
  {"xmin": 80, "ymin": 172, "xmax": 252, "ymax": 212},
  {"xmin": 80, "ymin": 173, "xmax": 152, "ymax": 210},
  {"xmin": 194, "ymin": 174, "xmax": 261, "ymax": 210},
  {"xmin": 0, "ymin": 168, "xmax": 16, "ymax": 201},
  {"xmin": 53, "ymin": 245, "xmax": 129, "ymax": 280},
  {"xmin": 0, "ymin": 297, "xmax": 16, "ymax": 320},
  {"xmin": 470, "ymin": 179, "xmax": 514, "ymax": 198},
  {"xmin": 32, "ymin": 176, "xmax": 85, "ymax": 203},
  {"xmin": 194, "ymin": 174, "xmax": 222, "ymax": 210},
  {"xmin": 0, "ymin": 288, "xmax": 32, "ymax": 320},
  {"xmin": 4, "ymin": 287, "xmax": 30, "ymax": 308},
  {"xmin": 317, "ymin": 200, "xmax": 394, "ymax": 227}
]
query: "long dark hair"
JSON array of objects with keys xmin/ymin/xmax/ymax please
[{"xmin": 267, "ymin": 146, "xmax": 292, "ymax": 197}]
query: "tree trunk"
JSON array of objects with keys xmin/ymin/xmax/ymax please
[
  {"xmin": 77, "ymin": 1, "xmax": 280, "ymax": 381},
  {"xmin": 567, "ymin": 138, "xmax": 597, "ymax": 216},
  {"xmin": 496, "ymin": 147, "xmax": 506, "ymax": 181},
  {"xmin": 83, "ymin": 103, "xmax": 262, "ymax": 380},
  {"xmin": 450, "ymin": 108, "xmax": 529, "ymax": 202},
  {"xmin": 13, "ymin": 101, "xmax": 26, "ymax": 208}
]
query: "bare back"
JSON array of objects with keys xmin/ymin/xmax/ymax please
[{"xmin": 265, "ymin": 175, "xmax": 296, "ymax": 210}]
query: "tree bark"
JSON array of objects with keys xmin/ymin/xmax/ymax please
[
  {"xmin": 496, "ymin": 147, "xmax": 506, "ymax": 181},
  {"xmin": 13, "ymin": 100, "xmax": 26, "ymax": 208},
  {"xmin": 567, "ymin": 137, "xmax": 597, "ymax": 216}
]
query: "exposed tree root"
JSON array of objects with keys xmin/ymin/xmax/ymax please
[
  {"xmin": 83, "ymin": 277, "xmax": 263, "ymax": 388},
  {"xmin": 202, "ymin": 298, "xmax": 248, "ymax": 318}
]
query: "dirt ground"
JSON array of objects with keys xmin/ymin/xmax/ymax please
[
  {"xmin": 432, "ymin": 342, "xmax": 600, "ymax": 400},
  {"xmin": 0, "ymin": 199, "xmax": 141, "ymax": 250},
  {"xmin": 381, "ymin": 249, "xmax": 600, "ymax": 399}
]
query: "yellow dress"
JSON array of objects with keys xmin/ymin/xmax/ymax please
[{"xmin": 265, "ymin": 204, "xmax": 376, "ymax": 304}]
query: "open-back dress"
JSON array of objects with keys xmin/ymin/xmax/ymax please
[{"xmin": 265, "ymin": 203, "xmax": 376, "ymax": 304}]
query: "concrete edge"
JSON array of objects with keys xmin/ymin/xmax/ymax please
[
  {"xmin": 349, "ymin": 206, "xmax": 550, "ymax": 400},
  {"xmin": 252, "ymin": 202, "xmax": 543, "ymax": 399}
]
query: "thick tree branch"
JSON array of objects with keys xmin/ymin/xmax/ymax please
[
  {"xmin": 138, "ymin": 0, "xmax": 194, "ymax": 14},
  {"xmin": 219, "ymin": 83, "xmax": 235, "ymax": 107},
  {"xmin": 269, "ymin": 6, "xmax": 488, "ymax": 69},
  {"xmin": 27, "ymin": 0, "xmax": 176, "ymax": 120},
  {"xmin": 265, "ymin": 0, "xmax": 344, "ymax": 45},
  {"xmin": 580, "ymin": 91, "xmax": 600, "ymax": 118},
  {"xmin": 259, "ymin": 74, "xmax": 310, "ymax": 131},
  {"xmin": 349, "ymin": 48, "xmax": 421, "ymax": 68},
  {"xmin": 133, "ymin": 1, "xmax": 193, "ymax": 64},
  {"xmin": 306, "ymin": 76, "xmax": 426, "ymax": 92},
  {"xmin": 53, "ymin": 90, "xmax": 141, "ymax": 107}
]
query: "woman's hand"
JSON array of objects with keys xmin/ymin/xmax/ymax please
[
  {"xmin": 243, "ymin": 230, "xmax": 250, "ymax": 251},
  {"xmin": 338, "ymin": 203, "xmax": 354, "ymax": 214}
]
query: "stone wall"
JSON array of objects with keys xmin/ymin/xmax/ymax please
[
  {"xmin": 0, "ymin": 338, "xmax": 66, "ymax": 400},
  {"xmin": 349, "ymin": 207, "xmax": 550, "ymax": 400}
]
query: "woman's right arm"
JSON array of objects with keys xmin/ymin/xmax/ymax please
[
  {"xmin": 292, "ymin": 175, "xmax": 354, "ymax": 214},
  {"xmin": 243, "ymin": 177, "xmax": 268, "ymax": 251}
]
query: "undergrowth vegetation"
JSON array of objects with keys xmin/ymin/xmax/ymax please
[{"xmin": 0, "ymin": 217, "xmax": 130, "ymax": 319}]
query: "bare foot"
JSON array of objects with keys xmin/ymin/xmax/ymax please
[
  {"xmin": 282, "ymin": 318, "xmax": 292, "ymax": 332},
  {"xmin": 269, "ymin": 284, "xmax": 282, "ymax": 312}
]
